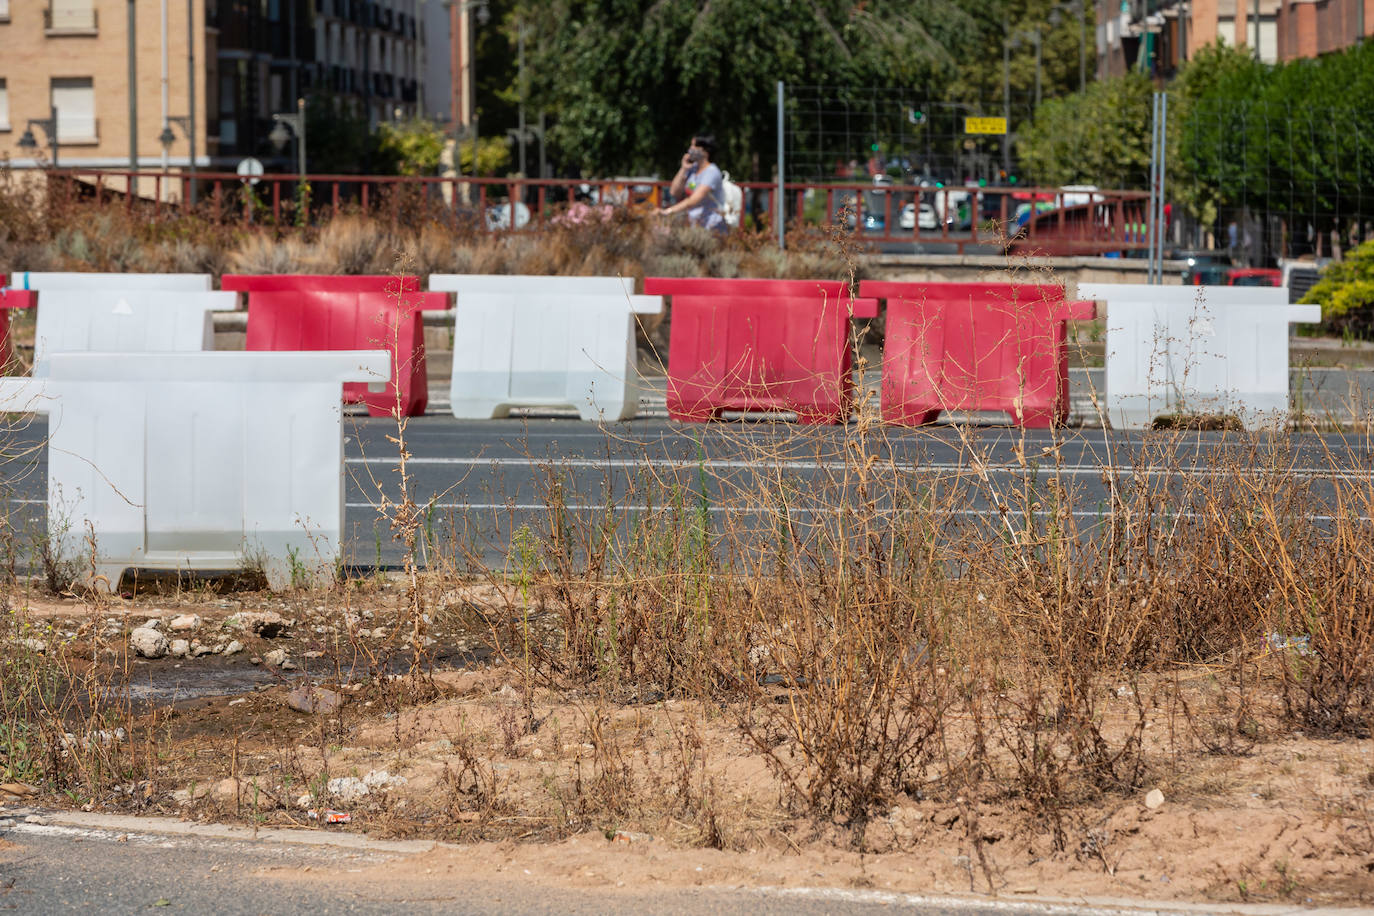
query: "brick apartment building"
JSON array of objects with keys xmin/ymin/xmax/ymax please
[
  {"xmin": 1096, "ymin": 0, "xmax": 1371, "ymax": 78},
  {"xmin": 0, "ymin": 0, "xmax": 427, "ymax": 178}
]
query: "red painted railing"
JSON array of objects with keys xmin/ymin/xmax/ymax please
[{"xmin": 45, "ymin": 169, "xmax": 1153, "ymax": 255}]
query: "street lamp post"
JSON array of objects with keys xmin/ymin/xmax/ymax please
[
  {"xmin": 158, "ymin": 116, "xmax": 192, "ymax": 175},
  {"xmin": 269, "ymin": 97, "xmax": 308, "ymax": 185},
  {"xmin": 17, "ymin": 106, "xmax": 60, "ymax": 168}
]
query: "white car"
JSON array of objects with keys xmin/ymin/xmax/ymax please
[{"xmin": 899, "ymin": 202, "xmax": 939, "ymax": 231}]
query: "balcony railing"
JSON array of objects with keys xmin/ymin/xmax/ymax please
[{"xmin": 45, "ymin": 4, "xmax": 98, "ymax": 33}]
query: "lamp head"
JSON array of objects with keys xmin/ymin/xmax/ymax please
[
  {"xmin": 269, "ymin": 119, "xmax": 292, "ymax": 151},
  {"xmin": 17, "ymin": 128, "xmax": 38, "ymax": 150}
]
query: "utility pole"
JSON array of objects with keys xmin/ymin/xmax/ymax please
[
  {"xmin": 128, "ymin": 0, "xmax": 139, "ymax": 171},
  {"xmin": 1002, "ymin": 27, "xmax": 1011, "ymax": 174},
  {"xmin": 1078, "ymin": 0, "xmax": 1086, "ymax": 91},
  {"xmin": 188, "ymin": 0, "xmax": 197, "ymax": 204},
  {"xmin": 161, "ymin": 0, "xmax": 170, "ymax": 174},
  {"xmin": 517, "ymin": 22, "xmax": 526, "ymax": 176}
]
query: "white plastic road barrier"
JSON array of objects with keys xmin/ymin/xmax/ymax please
[
  {"xmin": 428, "ymin": 274, "xmax": 635, "ymax": 297},
  {"xmin": 0, "ymin": 350, "xmax": 389, "ymax": 591},
  {"xmin": 450, "ymin": 293, "xmax": 662, "ymax": 421},
  {"xmin": 1079, "ymin": 283, "xmax": 1319, "ymax": 428},
  {"xmin": 13, "ymin": 272, "xmax": 213, "ymax": 291},
  {"xmin": 1078, "ymin": 283, "xmax": 1290, "ymax": 307},
  {"xmin": 31, "ymin": 290, "xmax": 237, "ymax": 375}
]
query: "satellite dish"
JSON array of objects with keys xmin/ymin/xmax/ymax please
[{"xmin": 236, "ymin": 157, "xmax": 264, "ymax": 186}]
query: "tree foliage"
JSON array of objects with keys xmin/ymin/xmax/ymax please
[
  {"xmin": 374, "ymin": 119, "xmax": 448, "ymax": 176},
  {"xmin": 515, "ymin": 0, "xmax": 980, "ymax": 177},
  {"xmin": 1018, "ymin": 70, "xmax": 1153, "ymax": 188}
]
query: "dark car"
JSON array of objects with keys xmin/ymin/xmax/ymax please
[{"xmin": 1228, "ymin": 268, "xmax": 1282, "ymax": 287}]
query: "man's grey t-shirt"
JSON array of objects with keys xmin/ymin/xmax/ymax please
[{"xmin": 685, "ymin": 163, "xmax": 725, "ymax": 231}]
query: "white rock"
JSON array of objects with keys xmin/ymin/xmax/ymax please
[
  {"xmin": 263, "ymin": 649, "xmax": 288, "ymax": 668},
  {"xmin": 141, "ymin": 618, "xmax": 163, "ymax": 631},
  {"xmin": 169, "ymin": 639, "xmax": 191, "ymax": 659},
  {"xmin": 326, "ymin": 776, "xmax": 369, "ymax": 802},
  {"xmin": 362, "ymin": 769, "xmax": 407, "ymax": 790},
  {"xmin": 20, "ymin": 637, "xmax": 47, "ymax": 654},
  {"xmin": 169, "ymin": 614, "xmax": 201, "ymax": 631},
  {"xmin": 1144, "ymin": 788, "xmax": 1165, "ymax": 810},
  {"xmin": 190, "ymin": 641, "xmax": 214, "ymax": 658},
  {"xmin": 222, "ymin": 640, "xmax": 245, "ymax": 657},
  {"xmin": 130, "ymin": 627, "xmax": 168, "ymax": 659}
]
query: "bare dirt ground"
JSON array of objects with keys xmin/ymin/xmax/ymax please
[{"xmin": 6, "ymin": 581, "xmax": 1374, "ymax": 911}]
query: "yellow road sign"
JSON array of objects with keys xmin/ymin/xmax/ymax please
[{"xmin": 964, "ymin": 117, "xmax": 1008, "ymax": 135}]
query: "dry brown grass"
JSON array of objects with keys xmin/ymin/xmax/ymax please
[
  {"xmin": 0, "ymin": 167, "xmax": 856, "ymax": 284},
  {"xmin": 3, "ymin": 171, "xmax": 1374, "ymax": 901}
]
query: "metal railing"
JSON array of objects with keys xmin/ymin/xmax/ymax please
[{"xmin": 47, "ymin": 169, "xmax": 1154, "ymax": 255}]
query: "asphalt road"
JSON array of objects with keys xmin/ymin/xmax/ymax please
[
  {"xmin": 2, "ymin": 414, "xmax": 1371, "ymax": 571},
  {"xmin": 0, "ymin": 814, "xmax": 1216, "ymax": 916}
]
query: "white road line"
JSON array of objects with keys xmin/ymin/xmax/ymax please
[
  {"xmin": 343, "ymin": 501, "xmax": 1354, "ymax": 523},
  {"xmin": 345, "ymin": 455, "xmax": 1370, "ymax": 481}
]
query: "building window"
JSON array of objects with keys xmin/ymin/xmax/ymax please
[
  {"xmin": 46, "ymin": 0, "xmax": 98, "ymax": 33},
  {"xmin": 0, "ymin": 0, "xmax": 11, "ymax": 22},
  {"xmin": 51, "ymin": 77, "xmax": 97, "ymax": 141},
  {"xmin": 220, "ymin": 74, "xmax": 236, "ymax": 115},
  {"xmin": 0, "ymin": 79, "xmax": 9, "ymax": 130}
]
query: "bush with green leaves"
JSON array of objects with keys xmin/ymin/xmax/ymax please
[
  {"xmin": 374, "ymin": 119, "xmax": 448, "ymax": 177},
  {"xmin": 1300, "ymin": 239, "xmax": 1374, "ymax": 336}
]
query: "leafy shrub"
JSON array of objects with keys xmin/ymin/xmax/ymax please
[{"xmin": 1301, "ymin": 239, "xmax": 1374, "ymax": 336}]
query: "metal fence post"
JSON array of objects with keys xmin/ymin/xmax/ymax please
[
  {"xmin": 1157, "ymin": 92, "xmax": 1168, "ymax": 276},
  {"xmin": 776, "ymin": 80, "xmax": 785, "ymax": 250}
]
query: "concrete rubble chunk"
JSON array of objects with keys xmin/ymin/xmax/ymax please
[
  {"xmin": 326, "ymin": 776, "xmax": 369, "ymax": 802},
  {"xmin": 169, "ymin": 614, "xmax": 202, "ymax": 631},
  {"xmin": 130, "ymin": 627, "xmax": 168, "ymax": 659},
  {"xmin": 229, "ymin": 611, "xmax": 287, "ymax": 638},
  {"xmin": 286, "ymin": 685, "xmax": 344, "ymax": 716}
]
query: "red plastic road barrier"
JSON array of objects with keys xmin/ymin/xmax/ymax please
[
  {"xmin": 667, "ymin": 295, "xmax": 854, "ymax": 424},
  {"xmin": 860, "ymin": 281, "xmax": 1094, "ymax": 427},
  {"xmin": 221, "ymin": 274, "xmax": 423, "ymax": 294},
  {"xmin": 644, "ymin": 277, "xmax": 878, "ymax": 319},
  {"xmin": 0, "ymin": 274, "xmax": 38, "ymax": 373},
  {"xmin": 245, "ymin": 290, "xmax": 447, "ymax": 417}
]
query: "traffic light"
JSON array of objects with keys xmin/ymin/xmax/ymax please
[
  {"xmin": 870, "ymin": 143, "xmax": 880, "ymax": 152},
  {"xmin": 908, "ymin": 109, "xmax": 926, "ymax": 125}
]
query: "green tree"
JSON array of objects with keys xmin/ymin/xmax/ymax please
[
  {"xmin": 304, "ymin": 94, "xmax": 372, "ymax": 174},
  {"xmin": 514, "ymin": 0, "xmax": 979, "ymax": 177},
  {"xmin": 1018, "ymin": 70, "xmax": 1153, "ymax": 187},
  {"xmin": 374, "ymin": 119, "xmax": 448, "ymax": 176}
]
